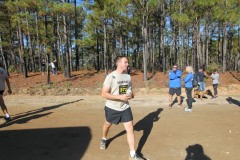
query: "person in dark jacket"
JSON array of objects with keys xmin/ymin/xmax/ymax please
[
  {"xmin": 41, "ymin": 59, "xmax": 46, "ymax": 75},
  {"xmin": 168, "ymin": 64, "xmax": 182, "ymax": 108},
  {"xmin": 195, "ymin": 68, "xmax": 206, "ymax": 94},
  {"xmin": 183, "ymin": 66, "xmax": 194, "ymax": 112}
]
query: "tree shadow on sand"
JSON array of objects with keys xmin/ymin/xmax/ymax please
[
  {"xmin": 0, "ymin": 99, "xmax": 83, "ymax": 128},
  {"xmin": 107, "ymin": 108, "xmax": 163, "ymax": 159},
  {"xmin": 185, "ymin": 144, "xmax": 211, "ymax": 160},
  {"xmin": 0, "ymin": 126, "xmax": 91, "ymax": 160}
]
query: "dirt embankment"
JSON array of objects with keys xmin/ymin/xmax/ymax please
[{"xmin": 8, "ymin": 70, "xmax": 240, "ymax": 96}]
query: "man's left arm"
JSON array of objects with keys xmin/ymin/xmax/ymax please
[{"xmin": 176, "ymin": 70, "xmax": 182, "ymax": 77}]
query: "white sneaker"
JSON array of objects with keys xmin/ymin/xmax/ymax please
[
  {"xmin": 129, "ymin": 153, "xmax": 143, "ymax": 160},
  {"xmin": 185, "ymin": 108, "xmax": 192, "ymax": 112}
]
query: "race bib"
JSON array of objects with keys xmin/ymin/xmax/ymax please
[{"xmin": 119, "ymin": 85, "xmax": 128, "ymax": 94}]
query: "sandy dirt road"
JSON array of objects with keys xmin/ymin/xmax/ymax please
[{"xmin": 0, "ymin": 95, "xmax": 240, "ymax": 160}]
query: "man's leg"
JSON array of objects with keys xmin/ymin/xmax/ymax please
[
  {"xmin": 100, "ymin": 121, "xmax": 112, "ymax": 150},
  {"xmin": 124, "ymin": 121, "xmax": 143, "ymax": 159},
  {"xmin": 102, "ymin": 121, "xmax": 112, "ymax": 139},
  {"xmin": 177, "ymin": 88, "xmax": 182, "ymax": 107},
  {"xmin": 186, "ymin": 88, "xmax": 192, "ymax": 109},
  {"xmin": 169, "ymin": 94, "xmax": 173, "ymax": 108},
  {"xmin": 177, "ymin": 95, "xmax": 182, "ymax": 106},
  {"xmin": 0, "ymin": 95, "xmax": 11, "ymax": 121},
  {"xmin": 213, "ymin": 84, "xmax": 218, "ymax": 97},
  {"xmin": 123, "ymin": 121, "xmax": 135, "ymax": 151},
  {"xmin": 0, "ymin": 95, "xmax": 8, "ymax": 115}
]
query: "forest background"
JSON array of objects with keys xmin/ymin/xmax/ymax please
[{"xmin": 0, "ymin": 0, "xmax": 240, "ymax": 83}]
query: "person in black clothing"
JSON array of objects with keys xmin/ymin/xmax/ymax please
[
  {"xmin": 195, "ymin": 68, "xmax": 206, "ymax": 95},
  {"xmin": 41, "ymin": 59, "xmax": 46, "ymax": 75}
]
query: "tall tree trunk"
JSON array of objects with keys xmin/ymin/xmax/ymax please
[
  {"xmin": 196, "ymin": 18, "xmax": 201, "ymax": 68},
  {"xmin": 186, "ymin": 28, "xmax": 189, "ymax": 66},
  {"xmin": 63, "ymin": 11, "xmax": 71, "ymax": 78},
  {"xmin": 25, "ymin": 7, "xmax": 34, "ymax": 72},
  {"xmin": 222, "ymin": 22, "xmax": 227, "ymax": 72},
  {"xmin": 152, "ymin": 26, "xmax": 155, "ymax": 72},
  {"xmin": 74, "ymin": 0, "xmax": 79, "ymax": 71},
  {"xmin": 96, "ymin": 28, "xmax": 100, "ymax": 72},
  {"xmin": 158, "ymin": 17, "xmax": 162, "ymax": 71},
  {"xmin": 142, "ymin": 10, "xmax": 148, "ymax": 81},
  {"xmin": 192, "ymin": 25, "xmax": 196, "ymax": 70},
  {"xmin": 103, "ymin": 18, "xmax": 108, "ymax": 76},
  {"xmin": 44, "ymin": 12, "xmax": 50, "ymax": 84},
  {"xmin": 237, "ymin": 25, "xmax": 240, "ymax": 72},
  {"xmin": 218, "ymin": 21, "xmax": 222, "ymax": 65},
  {"xmin": 35, "ymin": 11, "xmax": 41, "ymax": 72},
  {"xmin": 162, "ymin": 5, "xmax": 166, "ymax": 73},
  {"xmin": 112, "ymin": 21, "xmax": 116, "ymax": 70},
  {"xmin": 57, "ymin": 14, "xmax": 63, "ymax": 70},
  {"xmin": 18, "ymin": 19, "xmax": 28, "ymax": 78}
]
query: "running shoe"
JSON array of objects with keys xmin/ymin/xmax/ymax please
[
  {"xmin": 184, "ymin": 108, "xmax": 192, "ymax": 112},
  {"xmin": 129, "ymin": 153, "xmax": 143, "ymax": 160},
  {"xmin": 100, "ymin": 139, "xmax": 107, "ymax": 150},
  {"xmin": 4, "ymin": 116, "xmax": 12, "ymax": 122},
  {"xmin": 168, "ymin": 104, "xmax": 172, "ymax": 109}
]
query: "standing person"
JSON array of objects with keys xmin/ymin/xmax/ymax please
[
  {"xmin": 41, "ymin": 58, "xmax": 46, "ymax": 75},
  {"xmin": 195, "ymin": 68, "xmax": 206, "ymax": 94},
  {"xmin": 210, "ymin": 69, "xmax": 219, "ymax": 98},
  {"xmin": 100, "ymin": 56, "xmax": 143, "ymax": 160},
  {"xmin": 168, "ymin": 64, "xmax": 182, "ymax": 108},
  {"xmin": 51, "ymin": 60, "xmax": 56, "ymax": 75},
  {"xmin": 183, "ymin": 66, "xmax": 194, "ymax": 112},
  {"xmin": 0, "ymin": 67, "xmax": 12, "ymax": 122},
  {"xmin": 53, "ymin": 59, "xmax": 58, "ymax": 75}
]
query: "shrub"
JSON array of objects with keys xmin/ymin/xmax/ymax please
[
  {"xmin": 206, "ymin": 64, "xmax": 222, "ymax": 74},
  {"xmin": 8, "ymin": 65, "xmax": 18, "ymax": 73}
]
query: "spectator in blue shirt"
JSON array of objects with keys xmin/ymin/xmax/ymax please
[
  {"xmin": 168, "ymin": 64, "xmax": 182, "ymax": 108},
  {"xmin": 183, "ymin": 66, "xmax": 194, "ymax": 112}
]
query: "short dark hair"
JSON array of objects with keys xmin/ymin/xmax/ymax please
[
  {"xmin": 115, "ymin": 55, "xmax": 127, "ymax": 64},
  {"xmin": 173, "ymin": 64, "xmax": 178, "ymax": 67}
]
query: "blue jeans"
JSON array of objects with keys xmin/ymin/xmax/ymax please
[{"xmin": 198, "ymin": 82, "xmax": 205, "ymax": 91}]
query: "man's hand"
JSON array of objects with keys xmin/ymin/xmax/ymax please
[
  {"xmin": 131, "ymin": 93, "xmax": 135, "ymax": 99},
  {"xmin": 7, "ymin": 89, "xmax": 12, "ymax": 94},
  {"xmin": 119, "ymin": 94, "xmax": 132, "ymax": 101}
]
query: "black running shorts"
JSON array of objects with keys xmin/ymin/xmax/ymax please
[
  {"xmin": 169, "ymin": 88, "xmax": 181, "ymax": 96},
  {"xmin": 104, "ymin": 106, "xmax": 133, "ymax": 124}
]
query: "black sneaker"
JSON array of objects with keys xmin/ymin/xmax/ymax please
[
  {"xmin": 100, "ymin": 139, "xmax": 107, "ymax": 150},
  {"xmin": 4, "ymin": 116, "xmax": 12, "ymax": 122}
]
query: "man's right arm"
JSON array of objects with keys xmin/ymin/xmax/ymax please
[{"xmin": 6, "ymin": 78, "xmax": 12, "ymax": 94}]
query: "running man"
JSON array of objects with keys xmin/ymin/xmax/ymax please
[
  {"xmin": 100, "ymin": 56, "xmax": 143, "ymax": 160},
  {"xmin": 0, "ymin": 67, "xmax": 12, "ymax": 122}
]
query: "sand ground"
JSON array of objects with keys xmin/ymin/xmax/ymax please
[{"xmin": 0, "ymin": 95, "xmax": 240, "ymax": 160}]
